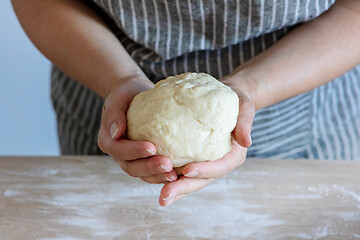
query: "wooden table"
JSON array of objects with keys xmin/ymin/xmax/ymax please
[{"xmin": 0, "ymin": 156, "xmax": 359, "ymax": 239}]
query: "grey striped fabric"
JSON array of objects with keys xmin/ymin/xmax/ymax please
[{"xmin": 51, "ymin": 0, "xmax": 360, "ymax": 160}]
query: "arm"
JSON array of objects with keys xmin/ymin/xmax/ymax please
[
  {"xmin": 160, "ymin": 0, "xmax": 360, "ymax": 206},
  {"xmin": 223, "ymin": 0, "xmax": 360, "ymax": 110},
  {"xmin": 12, "ymin": 0, "xmax": 178, "ymax": 187},
  {"xmin": 11, "ymin": 0, "xmax": 150, "ymax": 98}
]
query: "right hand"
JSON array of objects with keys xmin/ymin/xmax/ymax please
[{"xmin": 98, "ymin": 77, "xmax": 178, "ymax": 184}]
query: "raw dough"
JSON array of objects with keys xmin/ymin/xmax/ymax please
[{"xmin": 126, "ymin": 73, "xmax": 239, "ymax": 167}]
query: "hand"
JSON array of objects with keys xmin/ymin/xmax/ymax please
[
  {"xmin": 97, "ymin": 77, "xmax": 178, "ymax": 184},
  {"xmin": 159, "ymin": 78, "xmax": 256, "ymax": 206}
]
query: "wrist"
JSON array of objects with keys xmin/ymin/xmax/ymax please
[
  {"xmin": 105, "ymin": 71, "xmax": 154, "ymax": 99},
  {"xmin": 221, "ymin": 69, "xmax": 266, "ymax": 111}
]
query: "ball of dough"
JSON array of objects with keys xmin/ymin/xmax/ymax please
[{"xmin": 126, "ymin": 72, "xmax": 239, "ymax": 167}]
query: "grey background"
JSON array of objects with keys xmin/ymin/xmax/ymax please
[{"xmin": 0, "ymin": 0, "xmax": 59, "ymax": 155}]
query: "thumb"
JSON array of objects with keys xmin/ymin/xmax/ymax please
[
  {"xmin": 101, "ymin": 93, "xmax": 128, "ymax": 140},
  {"xmin": 233, "ymin": 95, "xmax": 255, "ymax": 148}
]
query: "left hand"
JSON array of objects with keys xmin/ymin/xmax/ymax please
[{"xmin": 158, "ymin": 78, "xmax": 256, "ymax": 206}]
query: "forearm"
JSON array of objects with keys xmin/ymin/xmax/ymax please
[
  {"xmin": 225, "ymin": 0, "xmax": 360, "ymax": 110},
  {"xmin": 12, "ymin": 0, "xmax": 151, "ymax": 98}
]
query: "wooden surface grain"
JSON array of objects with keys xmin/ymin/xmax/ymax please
[{"xmin": 0, "ymin": 156, "xmax": 360, "ymax": 239}]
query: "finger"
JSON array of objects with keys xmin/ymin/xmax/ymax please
[
  {"xmin": 233, "ymin": 94, "xmax": 255, "ymax": 148},
  {"xmin": 99, "ymin": 129, "xmax": 156, "ymax": 161},
  {"xmin": 159, "ymin": 177, "xmax": 214, "ymax": 206},
  {"xmin": 160, "ymin": 193, "xmax": 187, "ymax": 206},
  {"xmin": 140, "ymin": 170, "xmax": 178, "ymax": 184},
  {"xmin": 98, "ymin": 99, "xmax": 157, "ymax": 160},
  {"xmin": 101, "ymin": 96, "xmax": 128, "ymax": 140},
  {"xmin": 119, "ymin": 155, "xmax": 173, "ymax": 178},
  {"xmin": 182, "ymin": 141, "xmax": 246, "ymax": 179},
  {"xmin": 101, "ymin": 99, "xmax": 125, "ymax": 139}
]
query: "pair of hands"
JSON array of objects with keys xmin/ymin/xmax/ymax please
[{"xmin": 98, "ymin": 75, "xmax": 255, "ymax": 206}]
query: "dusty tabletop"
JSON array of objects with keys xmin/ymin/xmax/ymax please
[{"xmin": 0, "ymin": 156, "xmax": 360, "ymax": 239}]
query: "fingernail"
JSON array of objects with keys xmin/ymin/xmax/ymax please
[
  {"xmin": 163, "ymin": 175, "xmax": 177, "ymax": 182},
  {"xmin": 164, "ymin": 197, "xmax": 175, "ymax": 206},
  {"xmin": 162, "ymin": 192, "xmax": 176, "ymax": 201},
  {"xmin": 146, "ymin": 148, "xmax": 156, "ymax": 155},
  {"xmin": 163, "ymin": 192, "xmax": 176, "ymax": 206},
  {"xmin": 110, "ymin": 122, "xmax": 119, "ymax": 139},
  {"xmin": 184, "ymin": 170, "xmax": 198, "ymax": 178},
  {"xmin": 162, "ymin": 176, "xmax": 172, "ymax": 182},
  {"xmin": 157, "ymin": 164, "xmax": 171, "ymax": 173}
]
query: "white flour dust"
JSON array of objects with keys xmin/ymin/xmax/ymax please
[
  {"xmin": 2, "ymin": 159, "xmax": 360, "ymax": 240},
  {"xmin": 353, "ymin": 233, "xmax": 360, "ymax": 238},
  {"xmin": 159, "ymin": 199, "xmax": 283, "ymax": 239},
  {"xmin": 3, "ymin": 189, "xmax": 23, "ymax": 197},
  {"xmin": 332, "ymin": 185, "xmax": 360, "ymax": 203}
]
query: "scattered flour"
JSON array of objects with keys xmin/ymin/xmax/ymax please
[
  {"xmin": 337, "ymin": 212, "xmax": 360, "ymax": 222},
  {"xmin": 3, "ymin": 189, "xmax": 23, "ymax": 197},
  {"xmin": 332, "ymin": 185, "xmax": 360, "ymax": 203},
  {"xmin": 313, "ymin": 223, "xmax": 331, "ymax": 239},
  {"xmin": 1, "ymin": 159, "xmax": 359, "ymax": 240},
  {"xmin": 284, "ymin": 194, "xmax": 323, "ymax": 199},
  {"xmin": 353, "ymin": 233, "xmax": 360, "ymax": 238}
]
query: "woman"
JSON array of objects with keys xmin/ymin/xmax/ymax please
[{"xmin": 12, "ymin": 0, "xmax": 360, "ymax": 206}]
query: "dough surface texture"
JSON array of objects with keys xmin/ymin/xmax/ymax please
[{"xmin": 127, "ymin": 73, "xmax": 239, "ymax": 167}]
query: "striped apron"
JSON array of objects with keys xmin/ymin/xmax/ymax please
[{"xmin": 51, "ymin": 0, "xmax": 360, "ymax": 160}]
